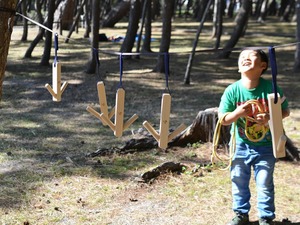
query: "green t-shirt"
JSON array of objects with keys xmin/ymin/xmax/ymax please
[{"xmin": 218, "ymin": 77, "xmax": 289, "ymax": 147}]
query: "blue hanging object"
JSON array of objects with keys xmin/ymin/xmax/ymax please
[
  {"xmin": 54, "ymin": 33, "xmax": 59, "ymax": 66},
  {"xmin": 164, "ymin": 52, "xmax": 170, "ymax": 93},
  {"xmin": 268, "ymin": 46, "xmax": 278, "ymax": 104},
  {"xmin": 119, "ymin": 53, "xmax": 124, "ymax": 89}
]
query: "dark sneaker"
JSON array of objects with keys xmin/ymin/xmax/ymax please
[
  {"xmin": 227, "ymin": 213, "xmax": 249, "ymax": 225},
  {"xmin": 259, "ymin": 218, "xmax": 273, "ymax": 225}
]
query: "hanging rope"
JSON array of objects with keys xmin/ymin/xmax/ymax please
[
  {"xmin": 118, "ymin": 53, "xmax": 124, "ymax": 89},
  {"xmin": 268, "ymin": 46, "xmax": 279, "ymax": 104},
  {"xmin": 54, "ymin": 33, "xmax": 59, "ymax": 66},
  {"xmin": 164, "ymin": 52, "xmax": 171, "ymax": 93}
]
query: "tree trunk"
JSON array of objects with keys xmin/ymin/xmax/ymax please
[
  {"xmin": 294, "ymin": 0, "xmax": 300, "ymax": 72},
  {"xmin": 21, "ymin": 0, "xmax": 28, "ymax": 41},
  {"xmin": 153, "ymin": 0, "xmax": 175, "ymax": 73},
  {"xmin": 40, "ymin": 0, "xmax": 56, "ymax": 66},
  {"xmin": 0, "ymin": 0, "xmax": 18, "ymax": 100},
  {"xmin": 280, "ymin": 0, "xmax": 294, "ymax": 22},
  {"xmin": 141, "ymin": 0, "xmax": 152, "ymax": 52},
  {"xmin": 101, "ymin": 0, "xmax": 130, "ymax": 27},
  {"xmin": 83, "ymin": 0, "xmax": 91, "ymax": 38},
  {"xmin": 257, "ymin": 0, "xmax": 269, "ymax": 22},
  {"xmin": 54, "ymin": 0, "xmax": 75, "ymax": 31},
  {"xmin": 24, "ymin": 0, "xmax": 45, "ymax": 58},
  {"xmin": 120, "ymin": 0, "xmax": 142, "ymax": 55},
  {"xmin": 217, "ymin": 0, "xmax": 251, "ymax": 59},
  {"xmin": 183, "ymin": 0, "xmax": 212, "ymax": 84},
  {"xmin": 86, "ymin": 0, "xmax": 100, "ymax": 74},
  {"xmin": 135, "ymin": 0, "xmax": 147, "ymax": 55},
  {"xmin": 214, "ymin": 0, "xmax": 223, "ymax": 49},
  {"xmin": 227, "ymin": 0, "xmax": 236, "ymax": 18},
  {"xmin": 65, "ymin": 0, "xmax": 87, "ymax": 43},
  {"xmin": 152, "ymin": 0, "xmax": 160, "ymax": 20}
]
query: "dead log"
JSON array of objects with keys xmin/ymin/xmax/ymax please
[{"xmin": 140, "ymin": 161, "xmax": 186, "ymax": 183}]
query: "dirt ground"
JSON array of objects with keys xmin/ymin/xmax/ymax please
[{"xmin": 1, "ymin": 18, "xmax": 300, "ymax": 224}]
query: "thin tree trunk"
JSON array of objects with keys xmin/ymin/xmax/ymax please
[
  {"xmin": 65, "ymin": 0, "xmax": 87, "ymax": 43},
  {"xmin": 142, "ymin": 0, "xmax": 152, "ymax": 52},
  {"xmin": 293, "ymin": 0, "xmax": 300, "ymax": 72},
  {"xmin": 40, "ymin": 0, "xmax": 56, "ymax": 66},
  {"xmin": 86, "ymin": 0, "xmax": 100, "ymax": 74},
  {"xmin": 183, "ymin": 0, "xmax": 212, "ymax": 84},
  {"xmin": 21, "ymin": 0, "xmax": 28, "ymax": 41},
  {"xmin": 24, "ymin": 0, "xmax": 45, "ymax": 58},
  {"xmin": 217, "ymin": 0, "xmax": 251, "ymax": 59},
  {"xmin": 83, "ymin": 0, "xmax": 91, "ymax": 38},
  {"xmin": 153, "ymin": 0, "xmax": 175, "ymax": 73},
  {"xmin": 120, "ymin": 0, "xmax": 142, "ymax": 55},
  {"xmin": 0, "ymin": 0, "xmax": 18, "ymax": 99},
  {"xmin": 102, "ymin": 0, "xmax": 130, "ymax": 27},
  {"xmin": 135, "ymin": 0, "xmax": 147, "ymax": 56}
]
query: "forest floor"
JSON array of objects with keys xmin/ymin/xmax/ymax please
[{"xmin": 1, "ymin": 17, "xmax": 300, "ymax": 225}]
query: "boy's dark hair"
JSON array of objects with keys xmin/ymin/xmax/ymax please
[{"xmin": 257, "ymin": 49, "xmax": 268, "ymax": 74}]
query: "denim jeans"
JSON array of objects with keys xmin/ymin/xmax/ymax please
[{"xmin": 230, "ymin": 142, "xmax": 276, "ymax": 219}]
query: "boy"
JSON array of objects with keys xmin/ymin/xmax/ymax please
[{"xmin": 218, "ymin": 49, "xmax": 290, "ymax": 225}]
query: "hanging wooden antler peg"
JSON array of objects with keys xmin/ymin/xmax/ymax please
[
  {"xmin": 45, "ymin": 33, "xmax": 68, "ymax": 102},
  {"xmin": 143, "ymin": 93, "xmax": 186, "ymax": 149},
  {"xmin": 86, "ymin": 81, "xmax": 115, "ymax": 126}
]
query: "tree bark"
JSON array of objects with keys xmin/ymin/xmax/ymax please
[
  {"xmin": 141, "ymin": 0, "xmax": 152, "ymax": 52},
  {"xmin": 65, "ymin": 0, "xmax": 87, "ymax": 43},
  {"xmin": 0, "ymin": 0, "xmax": 18, "ymax": 99},
  {"xmin": 101, "ymin": 0, "xmax": 130, "ymax": 27},
  {"xmin": 83, "ymin": 0, "xmax": 91, "ymax": 38},
  {"xmin": 294, "ymin": 0, "xmax": 300, "ymax": 72},
  {"xmin": 21, "ymin": 0, "xmax": 28, "ymax": 41},
  {"xmin": 120, "ymin": 0, "xmax": 141, "ymax": 55},
  {"xmin": 86, "ymin": 0, "xmax": 100, "ymax": 74},
  {"xmin": 153, "ymin": 0, "xmax": 175, "ymax": 73},
  {"xmin": 24, "ymin": 0, "xmax": 45, "ymax": 58},
  {"xmin": 217, "ymin": 0, "xmax": 251, "ymax": 59},
  {"xmin": 40, "ymin": 0, "xmax": 56, "ymax": 66},
  {"xmin": 183, "ymin": 0, "xmax": 212, "ymax": 84}
]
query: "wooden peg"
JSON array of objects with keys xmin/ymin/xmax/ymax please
[
  {"xmin": 97, "ymin": 82, "xmax": 112, "ymax": 125},
  {"xmin": 143, "ymin": 93, "xmax": 186, "ymax": 149},
  {"xmin": 268, "ymin": 93, "xmax": 286, "ymax": 158},
  {"xmin": 89, "ymin": 87, "xmax": 138, "ymax": 137},
  {"xmin": 114, "ymin": 88, "xmax": 125, "ymax": 137},
  {"xmin": 86, "ymin": 81, "xmax": 115, "ymax": 126},
  {"xmin": 159, "ymin": 93, "xmax": 172, "ymax": 148},
  {"xmin": 45, "ymin": 62, "xmax": 68, "ymax": 102}
]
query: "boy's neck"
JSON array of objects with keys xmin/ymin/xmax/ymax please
[{"xmin": 241, "ymin": 75, "xmax": 260, "ymax": 89}]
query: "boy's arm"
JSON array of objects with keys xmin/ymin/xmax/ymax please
[
  {"xmin": 282, "ymin": 109, "xmax": 290, "ymax": 119},
  {"xmin": 219, "ymin": 102, "xmax": 252, "ymax": 126}
]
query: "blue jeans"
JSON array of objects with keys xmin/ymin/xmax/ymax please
[{"xmin": 230, "ymin": 142, "xmax": 276, "ymax": 219}]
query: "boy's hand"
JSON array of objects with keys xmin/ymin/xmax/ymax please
[
  {"xmin": 234, "ymin": 102, "xmax": 252, "ymax": 118},
  {"xmin": 254, "ymin": 113, "xmax": 270, "ymax": 125}
]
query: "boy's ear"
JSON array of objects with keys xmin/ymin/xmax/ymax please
[{"xmin": 261, "ymin": 62, "xmax": 267, "ymax": 70}]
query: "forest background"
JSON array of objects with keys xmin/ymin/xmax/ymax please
[{"xmin": 0, "ymin": 0, "xmax": 300, "ymax": 224}]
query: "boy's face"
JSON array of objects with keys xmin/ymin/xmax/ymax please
[{"xmin": 238, "ymin": 50, "xmax": 267, "ymax": 76}]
